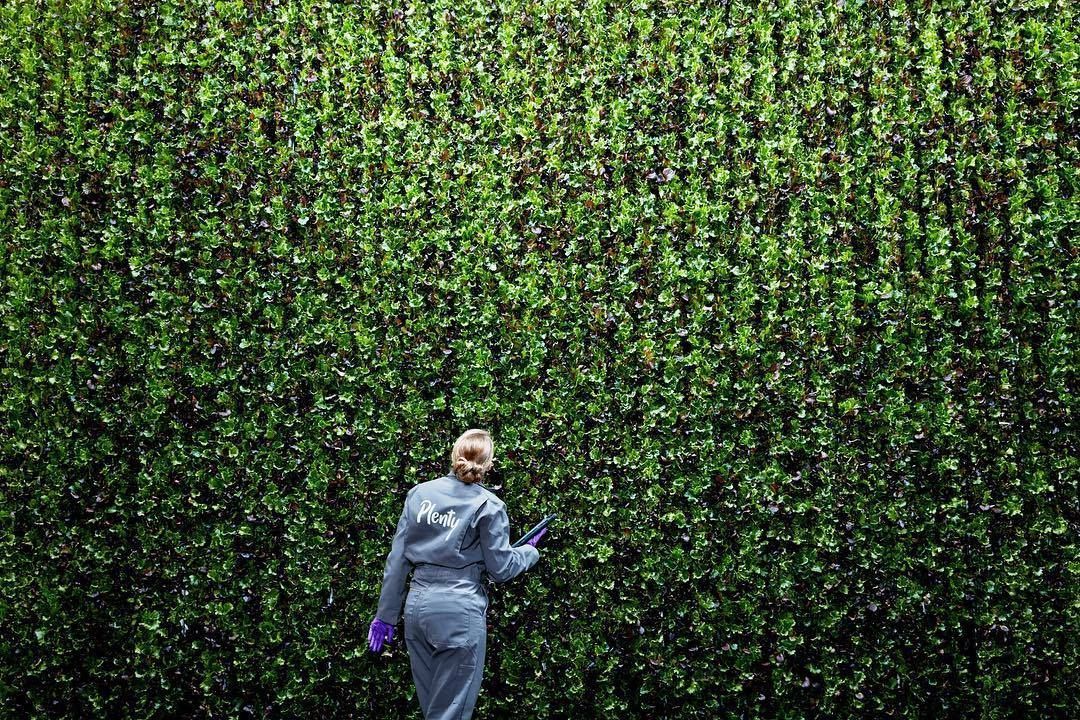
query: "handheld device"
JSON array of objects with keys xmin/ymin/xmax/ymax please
[{"xmin": 512, "ymin": 513, "xmax": 558, "ymax": 548}]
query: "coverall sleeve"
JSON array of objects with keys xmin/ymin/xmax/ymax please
[
  {"xmin": 375, "ymin": 494, "xmax": 413, "ymax": 625},
  {"xmin": 477, "ymin": 500, "xmax": 539, "ymax": 583}
]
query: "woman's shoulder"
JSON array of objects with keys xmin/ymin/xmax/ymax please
[{"xmin": 474, "ymin": 483, "xmax": 506, "ymax": 509}]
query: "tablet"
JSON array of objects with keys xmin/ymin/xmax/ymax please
[{"xmin": 512, "ymin": 513, "xmax": 558, "ymax": 547}]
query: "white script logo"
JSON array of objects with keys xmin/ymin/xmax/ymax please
[{"xmin": 417, "ymin": 499, "xmax": 459, "ymax": 537}]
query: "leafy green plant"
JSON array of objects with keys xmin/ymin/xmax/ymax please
[{"xmin": 0, "ymin": 0, "xmax": 1075, "ymax": 718}]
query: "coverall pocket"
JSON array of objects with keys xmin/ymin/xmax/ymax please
[
  {"xmin": 404, "ymin": 588, "xmax": 424, "ymax": 641},
  {"xmin": 420, "ymin": 590, "xmax": 474, "ymax": 650}
]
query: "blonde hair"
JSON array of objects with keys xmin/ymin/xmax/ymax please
[{"xmin": 450, "ymin": 429, "xmax": 494, "ymax": 484}]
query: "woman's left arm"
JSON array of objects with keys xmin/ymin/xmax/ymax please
[{"xmin": 375, "ymin": 491, "xmax": 414, "ymax": 626}]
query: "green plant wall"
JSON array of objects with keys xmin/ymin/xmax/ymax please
[{"xmin": 0, "ymin": 0, "xmax": 1076, "ymax": 717}]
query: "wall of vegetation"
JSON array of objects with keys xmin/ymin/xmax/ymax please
[{"xmin": 1, "ymin": 0, "xmax": 1075, "ymax": 717}]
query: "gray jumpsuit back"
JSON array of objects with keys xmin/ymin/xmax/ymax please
[{"xmin": 376, "ymin": 471, "xmax": 540, "ymax": 720}]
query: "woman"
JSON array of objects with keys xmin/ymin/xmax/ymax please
[{"xmin": 368, "ymin": 428, "xmax": 548, "ymax": 720}]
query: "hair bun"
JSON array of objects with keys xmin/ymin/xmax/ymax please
[
  {"xmin": 450, "ymin": 429, "xmax": 493, "ymax": 484},
  {"xmin": 454, "ymin": 456, "xmax": 485, "ymax": 482}
]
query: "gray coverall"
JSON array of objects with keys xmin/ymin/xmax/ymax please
[{"xmin": 376, "ymin": 471, "xmax": 540, "ymax": 720}]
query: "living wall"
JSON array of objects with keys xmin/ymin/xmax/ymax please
[{"xmin": 0, "ymin": 0, "xmax": 1076, "ymax": 717}]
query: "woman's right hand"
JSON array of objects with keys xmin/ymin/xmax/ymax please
[
  {"xmin": 368, "ymin": 617, "xmax": 396, "ymax": 653},
  {"xmin": 525, "ymin": 527, "xmax": 548, "ymax": 548}
]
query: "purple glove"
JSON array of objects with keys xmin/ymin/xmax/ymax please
[
  {"xmin": 525, "ymin": 526, "xmax": 548, "ymax": 548},
  {"xmin": 368, "ymin": 617, "xmax": 395, "ymax": 653}
]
